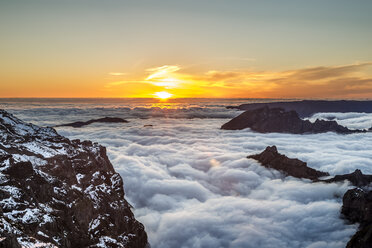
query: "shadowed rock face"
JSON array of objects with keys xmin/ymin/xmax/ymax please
[
  {"xmin": 221, "ymin": 107, "xmax": 359, "ymax": 134},
  {"xmin": 247, "ymin": 146, "xmax": 329, "ymax": 180},
  {"xmin": 229, "ymin": 100, "xmax": 372, "ymax": 118},
  {"xmin": 0, "ymin": 110, "xmax": 147, "ymax": 247},
  {"xmin": 342, "ymin": 188, "xmax": 372, "ymax": 248},
  {"xmin": 56, "ymin": 117, "xmax": 128, "ymax": 128}
]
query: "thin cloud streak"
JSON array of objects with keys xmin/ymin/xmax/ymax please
[{"xmin": 105, "ymin": 62, "xmax": 372, "ymax": 98}]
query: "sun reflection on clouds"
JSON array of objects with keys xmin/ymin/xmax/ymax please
[{"xmin": 210, "ymin": 158, "xmax": 221, "ymax": 168}]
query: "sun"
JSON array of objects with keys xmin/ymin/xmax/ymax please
[{"xmin": 154, "ymin": 91, "xmax": 173, "ymax": 100}]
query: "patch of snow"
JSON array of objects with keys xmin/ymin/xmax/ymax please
[
  {"xmin": 37, "ymin": 230, "xmax": 49, "ymax": 238},
  {"xmin": 110, "ymin": 174, "xmax": 121, "ymax": 188},
  {"xmin": 53, "ymin": 187, "xmax": 67, "ymax": 196},
  {"xmin": 92, "ymin": 171, "xmax": 100, "ymax": 179},
  {"xmin": 71, "ymin": 185, "xmax": 82, "ymax": 192},
  {"xmin": 89, "ymin": 218, "xmax": 101, "ymax": 231},
  {"xmin": 22, "ymin": 142, "xmax": 62, "ymax": 158},
  {"xmin": 0, "ymin": 185, "xmax": 21, "ymax": 199},
  {"xmin": 0, "ymin": 197, "xmax": 19, "ymax": 210},
  {"xmin": 11, "ymin": 154, "xmax": 47, "ymax": 166},
  {"xmin": 76, "ymin": 173, "xmax": 85, "ymax": 184},
  {"xmin": 96, "ymin": 236, "xmax": 122, "ymax": 248}
]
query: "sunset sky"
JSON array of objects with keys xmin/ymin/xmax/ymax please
[{"xmin": 1, "ymin": 0, "xmax": 372, "ymax": 98}]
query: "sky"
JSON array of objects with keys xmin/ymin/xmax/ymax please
[{"xmin": 1, "ymin": 0, "xmax": 372, "ymax": 98}]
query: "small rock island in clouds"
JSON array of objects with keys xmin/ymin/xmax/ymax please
[{"xmin": 1, "ymin": 0, "xmax": 372, "ymax": 247}]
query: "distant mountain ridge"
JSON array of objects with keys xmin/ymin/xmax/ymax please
[
  {"xmin": 56, "ymin": 117, "xmax": 128, "ymax": 128},
  {"xmin": 221, "ymin": 106, "xmax": 363, "ymax": 134},
  {"xmin": 228, "ymin": 100, "xmax": 372, "ymax": 118}
]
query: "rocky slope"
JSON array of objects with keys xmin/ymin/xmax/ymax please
[
  {"xmin": 221, "ymin": 107, "xmax": 361, "ymax": 134},
  {"xmin": 0, "ymin": 110, "xmax": 148, "ymax": 247},
  {"xmin": 228, "ymin": 100, "xmax": 372, "ymax": 118}
]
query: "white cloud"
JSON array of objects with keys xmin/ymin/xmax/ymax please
[
  {"xmin": 306, "ymin": 112, "xmax": 372, "ymax": 130},
  {"xmin": 6, "ymin": 104, "xmax": 372, "ymax": 248}
]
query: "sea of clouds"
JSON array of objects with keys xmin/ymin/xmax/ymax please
[
  {"xmin": 306, "ymin": 112, "xmax": 372, "ymax": 130},
  {"xmin": 5, "ymin": 104, "xmax": 372, "ymax": 248}
]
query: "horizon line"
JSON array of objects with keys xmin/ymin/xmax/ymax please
[{"xmin": 0, "ymin": 97, "xmax": 372, "ymax": 101}]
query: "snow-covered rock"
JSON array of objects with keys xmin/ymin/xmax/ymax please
[{"xmin": 0, "ymin": 110, "xmax": 148, "ymax": 248}]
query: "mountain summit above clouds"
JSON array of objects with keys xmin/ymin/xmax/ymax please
[
  {"xmin": 230, "ymin": 100, "xmax": 372, "ymax": 118},
  {"xmin": 221, "ymin": 106, "xmax": 362, "ymax": 134},
  {"xmin": 0, "ymin": 110, "xmax": 148, "ymax": 247}
]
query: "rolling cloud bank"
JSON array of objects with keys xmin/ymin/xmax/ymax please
[{"xmin": 4, "ymin": 101, "xmax": 372, "ymax": 248}]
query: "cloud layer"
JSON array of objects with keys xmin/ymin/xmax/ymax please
[{"xmin": 6, "ymin": 103, "xmax": 372, "ymax": 248}]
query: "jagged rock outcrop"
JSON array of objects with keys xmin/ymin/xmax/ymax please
[
  {"xmin": 0, "ymin": 110, "xmax": 147, "ymax": 247},
  {"xmin": 228, "ymin": 100, "xmax": 372, "ymax": 118},
  {"xmin": 248, "ymin": 146, "xmax": 372, "ymax": 187},
  {"xmin": 56, "ymin": 117, "xmax": 128, "ymax": 128},
  {"xmin": 342, "ymin": 188, "xmax": 372, "ymax": 248},
  {"xmin": 221, "ymin": 107, "xmax": 360, "ymax": 134},
  {"xmin": 325, "ymin": 170, "xmax": 372, "ymax": 187},
  {"xmin": 247, "ymin": 146, "xmax": 329, "ymax": 180}
]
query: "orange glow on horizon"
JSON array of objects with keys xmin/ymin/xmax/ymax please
[{"xmin": 1, "ymin": 63, "xmax": 371, "ymax": 98}]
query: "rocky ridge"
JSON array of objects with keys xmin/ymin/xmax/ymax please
[
  {"xmin": 247, "ymin": 146, "xmax": 329, "ymax": 180},
  {"xmin": 221, "ymin": 106, "xmax": 362, "ymax": 134},
  {"xmin": 228, "ymin": 100, "xmax": 372, "ymax": 118},
  {"xmin": 0, "ymin": 110, "xmax": 147, "ymax": 247},
  {"xmin": 56, "ymin": 117, "xmax": 128, "ymax": 128}
]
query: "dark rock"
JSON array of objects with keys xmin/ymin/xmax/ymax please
[
  {"xmin": 221, "ymin": 106, "xmax": 360, "ymax": 134},
  {"xmin": 0, "ymin": 234, "xmax": 21, "ymax": 248},
  {"xmin": 0, "ymin": 109, "xmax": 147, "ymax": 247},
  {"xmin": 247, "ymin": 146, "xmax": 329, "ymax": 180},
  {"xmin": 342, "ymin": 188, "xmax": 372, "ymax": 224},
  {"xmin": 342, "ymin": 188, "xmax": 372, "ymax": 248},
  {"xmin": 234, "ymin": 100, "xmax": 372, "ymax": 118},
  {"xmin": 56, "ymin": 117, "xmax": 128, "ymax": 128},
  {"xmin": 346, "ymin": 224, "xmax": 372, "ymax": 248},
  {"xmin": 324, "ymin": 170, "xmax": 372, "ymax": 187},
  {"xmin": 226, "ymin": 106, "xmax": 239, "ymax": 109}
]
